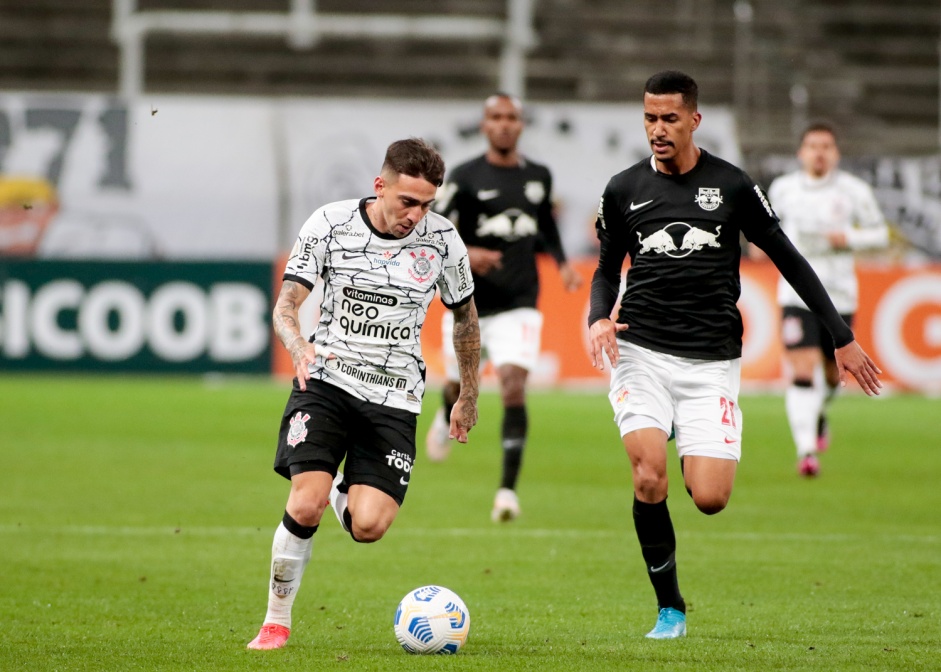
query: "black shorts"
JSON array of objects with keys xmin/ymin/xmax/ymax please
[
  {"xmin": 781, "ymin": 307, "xmax": 854, "ymax": 361},
  {"xmin": 274, "ymin": 378, "xmax": 417, "ymax": 505}
]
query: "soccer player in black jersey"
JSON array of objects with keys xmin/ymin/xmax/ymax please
[
  {"xmin": 428, "ymin": 93, "xmax": 582, "ymax": 522},
  {"xmin": 587, "ymin": 71, "xmax": 882, "ymax": 639}
]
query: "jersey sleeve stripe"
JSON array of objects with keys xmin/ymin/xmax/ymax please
[
  {"xmin": 442, "ymin": 293, "xmax": 474, "ymax": 310},
  {"xmin": 282, "ymin": 273, "xmax": 314, "ymax": 290}
]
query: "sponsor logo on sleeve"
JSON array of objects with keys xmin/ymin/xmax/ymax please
[
  {"xmin": 753, "ymin": 184, "xmax": 776, "ymax": 218},
  {"xmin": 298, "ymin": 236, "xmax": 319, "ymax": 263}
]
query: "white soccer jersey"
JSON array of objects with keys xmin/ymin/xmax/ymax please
[
  {"xmin": 768, "ymin": 169, "xmax": 888, "ymax": 313},
  {"xmin": 283, "ymin": 197, "xmax": 473, "ymax": 413}
]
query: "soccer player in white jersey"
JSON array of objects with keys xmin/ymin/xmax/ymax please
[
  {"xmin": 589, "ymin": 71, "xmax": 882, "ymax": 640},
  {"xmin": 427, "ymin": 93, "xmax": 582, "ymax": 522},
  {"xmin": 767, "ymin": 123, "xmax": 889, "ymax": 477},
  {"xmin": 247, "ymin": 138, "xmax": 481, "ymax": 651}
]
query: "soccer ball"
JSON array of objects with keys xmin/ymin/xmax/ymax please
[{"xmin": 393, "ymin": 585, "xmax": 470, "ymax": 654}]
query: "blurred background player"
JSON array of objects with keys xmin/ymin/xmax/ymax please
[
  {"xmin": 766, "ymin": 123, "xmax": 889, "ymax": 477},
  {"xmin": 427, "ymin": 92, "xmax": 583, "ymax": 522},
  {"xmin": 247, "ymin": 139, "xmax": 480, "ymax": 650}
]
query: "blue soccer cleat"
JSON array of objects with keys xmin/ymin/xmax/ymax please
[{"xmin": 645, "ymin": 607, "xmax": 687, "ymax": 639}]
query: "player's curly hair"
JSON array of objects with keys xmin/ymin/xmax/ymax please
[
  {"xmin": 645, "ymin": 71, "xmax": 699, "ymax": 110},
  {"xmin": 381, "ymin": 138, "xmax": 446, "ymax": 187}
]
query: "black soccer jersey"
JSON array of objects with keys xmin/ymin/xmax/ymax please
[
  {"xmin": 589, "ymin": 151, "xmax": 853, "ymax": 360},
  {"xmin": 435, "ymin": 155, "xmax": 566, "ymax": 317}
]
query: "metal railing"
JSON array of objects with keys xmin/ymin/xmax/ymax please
[{"xmin": 110, "ymin": 0, "xmax": 536, "ymax": 99}]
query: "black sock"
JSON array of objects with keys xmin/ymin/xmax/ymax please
[
  {"xmin": 632, "ymin": 497, "xmax": 685, "ymax": 613},
  {"xmin": 282, "ymin": 511, "xmax": 318, "ymax": 539},
  {"xmin": 499, "ymin": 405, "xmax": 527, "ymax": 490},
  {"xmin": 443, "ymin": 393, "xmax": 455, "ymax": 424},
  {"xmin": 442, "ymin": 383, "xmax": 460, "ymax": 424}
]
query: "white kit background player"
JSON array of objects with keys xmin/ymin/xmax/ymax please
[{"xmin": 765, "ymin": 122, "xmax": 889, "ymax": 476}]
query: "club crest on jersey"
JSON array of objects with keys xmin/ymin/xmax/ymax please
[
  {"xmin": 408, "ymin": 248, "xmax": 436, "ymax": 282},
  {"xmin": 287, "ymin": 412, "xmax": 311, "ymax": 447},
  {"xmin": 525, "ymin": 180, "xmax": 545, "ymax": 204},
  {"xmin": 694, "ymin": 187, "xmax": 723, "ymax": 211}
]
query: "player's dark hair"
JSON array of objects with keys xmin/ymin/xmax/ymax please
[
  {"xmin": 800, "ymin": 121, "xmax": 838, "ymax": 145},
  {"xmin": 644, "ymin": 71, "xmax": 699, "ymax": 110},
  {"xmin": 381, "ymin": 138, "xmax": 446, "ymax": 187}
]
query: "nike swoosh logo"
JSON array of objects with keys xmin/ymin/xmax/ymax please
[
  {"xmin": 477, "ymin": 189, "xmax": 500, "ymax": 200},
  {"xmin": 724, "ymin": 437, "xmax": 736, "ymax": 444},
  {"xmin": 400, "ymin": 477, "xmax": 410, "ymax": 486},
  {"xmin": 630, "ymin": 200, "xmax": 653, "ymax": 211},
  {"xmin": 649, "ymin": 560, "xmax": 672, "ymax": 573},
  {"xmin": 341, "ymin": 252, "xmax": 359, "ymax": 260}
]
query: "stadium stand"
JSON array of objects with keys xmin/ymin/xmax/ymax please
[{"xmin": 0, "ymin": 0, "xmax": 937, "ymax": 159}]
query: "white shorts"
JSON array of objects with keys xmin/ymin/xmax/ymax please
[
  {"xmin": 441, "ymin": 307, "xmax": 543, "ymax": 380},
  {"xmin": 608, "ymin": 341, "xmax": 743, "ymax": 461}
]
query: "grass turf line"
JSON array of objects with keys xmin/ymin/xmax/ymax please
[{"xmin": 0, "ymin": 376, "xmax": 937, "ymax": 670}]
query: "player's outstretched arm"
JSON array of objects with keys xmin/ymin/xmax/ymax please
[
  {"xmin": 273, "ymin": 280, "xmax": 319, "ymax": 391},
  {"xmin": 449, "ymin": 298, "xmax": 481, "ymax": 443},
  {"xmin": 834, "ymin": 340, "xmax": 883, "ymax": 396}
]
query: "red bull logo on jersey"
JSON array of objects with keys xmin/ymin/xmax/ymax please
[
  {"xmin": 475, "ymin": 209, "xmax": 538, "ymax": 241},
  {"xmin": 680, "ymin": 225, "xmax": 722, "ymax": 251},
  {"xmin": 636, "ymin": 222, "xmax": 723, "ymax": 258},
  {"xmin": 694, "ymin": 187, "xmax": 723, "ymax": 211},
  {"xmin": 286, "ymin": 412, "xmax": 311, "ymax": 447},
  {"xmin": 615, "ymin": 387, "xmax": 629, "ymax": 407}
]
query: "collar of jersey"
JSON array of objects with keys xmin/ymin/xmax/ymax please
[
  {"xmin": 647, "ymin": 149, "xmax": 707, "ymax": 180},
  {"xmin": 359, "ymin": 197, "xmax": 413, "ymax": 241}
]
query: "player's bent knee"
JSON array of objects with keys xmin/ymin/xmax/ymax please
[
  {"xmin": 691, "ymin": 491, "xmax": 730, "ymax": 515},
  {"xmin": 350, "ymin": 519, "xmax": 389, "ymax": 543},
  {"xmin": 289, "ymin": 500, "xmax": 327, "ymax": 527}
]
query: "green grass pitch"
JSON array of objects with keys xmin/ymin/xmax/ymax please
[{"xmin": 0, "ymin": 376, "xmax": 938, "ymax": 671}]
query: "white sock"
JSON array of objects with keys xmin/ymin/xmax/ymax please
[
  {"xmin": 334, "ymin": 490, "xmax": 350, "ymax": 533},
  {"xmin": 262, "ymin": 522, "xmax": 313, "ymax": 629},
  {"xmin": 786, "ymin": 384, "xmax": 824, "ymax": 458}
]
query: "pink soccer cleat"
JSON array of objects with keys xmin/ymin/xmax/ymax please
[
  {"xmin": 797, "ymin": 455, "xmax": 820, "ymax": 478},
  {"xmin": 247, "ymin": 623, "xmax": 290, "ymax": 650}
]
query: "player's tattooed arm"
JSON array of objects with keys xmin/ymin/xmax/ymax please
[
  {"xmin": 450, "ymin": 298, "xmax": 481, "ymax": 442},
  {"xmin": 273, "ymin": 280, "xmax": 318, "ymax": 390}
]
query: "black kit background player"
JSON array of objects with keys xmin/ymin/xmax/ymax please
[
  {"xmin": 587, "ymin": 70, "xmax": 882, "ymax": 640},
  {"xmin": 427, "ymin": 92, "xmax": 582, "ymax": 522}
]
